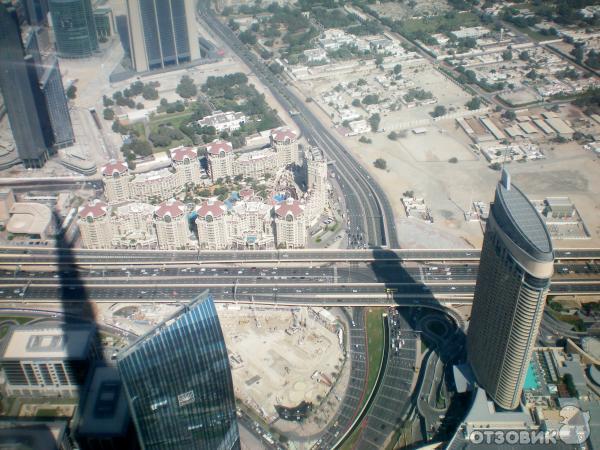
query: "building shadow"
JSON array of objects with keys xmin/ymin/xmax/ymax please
[
  {"xmin": 51, "ymin": 210, "xmax": 112, "ymax": 444},
  {"xmin": 368, "ymin": 247, "xmax": 469, "ymax": 446}
]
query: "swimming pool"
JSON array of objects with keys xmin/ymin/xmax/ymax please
[{"xmin": 523, "ymin": 363, "xmax": 540, "ymax": 390}]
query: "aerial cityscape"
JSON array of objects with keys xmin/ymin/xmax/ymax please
[{"xmin": 0, "ymin": 0, "xmax": 599, "ymax": 449}]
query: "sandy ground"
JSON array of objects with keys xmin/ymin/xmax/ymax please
[{"xmin": 218, "ymin": 305, "xmax": 346, "ymax": 439}]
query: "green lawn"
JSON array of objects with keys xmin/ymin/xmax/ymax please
[
  {"xmin": 0, "ymin": 325, "xmax": 9, "ymax": 339},
  {"xmin": 36, "ymin": 408, "xmax": 59, "ymax": 417},
  {"xmin": 398, "ymin": 12, "xmax": 481, "ymax": 35},
  {"xmin": 148, "ymin": 111, "xmax": 194, "ymax": 131},
  {"xmin": 0, "ymin": 316, "xmax": 33, "ymax": 325}
]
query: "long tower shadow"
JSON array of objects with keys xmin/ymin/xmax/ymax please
[
  {"xmin": 51, "ymin": 210, "xmax": 109, "ymax": 436},
  {"xmin": 367, "ymin": 248, "xmax": 470, "ymax": 446}
]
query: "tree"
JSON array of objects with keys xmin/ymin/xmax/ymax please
[
  {"xmin": 489, "ymin": 162, "xmax": 502, "ymax": 171},
  {"xmin": 357, "ymin": 78, "xmax": 367, "ymax": 86},
  {"xmin": 239, "ymin": 30, "xmax": 257, "ymax": 45},
  {"xmin": 465, "ymin": 97, "xmax": 481, "ymax": 110},
  {"xmin": 526, "ymin": 69, "xmax": 537, "ymax": 80},
  {"xmin": 269, "ymin": 62, "xmax": 284, "ymax": 74},
  {"xmin": 103, "ymin": 108, "xmax": 115, "ymax": 120},
  {"xmin": 142, "ymin": 84, "xmax": 159, "ymax": 100},
  {"xmin": 176, "ymin": 75, "xmax": 197, "ymax": 99},
  {"xmin": 393, "ymin": 64, "xmax": 402, "ymax": 74},
  {"xmin": 431, "ymin": 105, "xmax": 447, "ymax": 117},
  {"xmin": 571, "ymin": 43, "xmax": 585, "ymax": 64},
  {"xmin": 502, "ymin": 49, "xmax": 513, "ymax": 61},
  {"xmin": 448, "ymin": 157, "xmax": 458, "ymax": 163},
  {"xmin": 228, "ymin": 18, "xmax": 239, "ymax": 31},
  {"xmin": 362, "ymin": 94, "xmax": 379, "ymax": 105},
  {"xmin": 375, "ymin": 54, "xmax": 384, "ymax": 66},
  {"xmin": 369, "ymin": 113, "xmax": 380, "ymax": 131},
  {"xmin": 373, "ymin": 158, "xmax": 387, "ymax": 170},
  {"xmin": 352, "ymin": 99, "xmax": 361, "ymax": 107},
  {"xmin": 66, "ymin": 85, "xmax": 77, "ymax": 99},
  {"xmin": 518, "ymin": 50, "xmax": 530, "ymax": 61},
  {"xmin": 503, "ymin": 110, "xmax": 516, "ymax": 120},
  {"xmin": 102, "ymin": 95, "xmax": 114, "ymax": 107},
  {"xmin": 358, "ymin": 136, "xmax": 372, "ymax": 144},
  {"xmin": 387, "ymin": 131, "xmax": 399, "ymax": 140}
]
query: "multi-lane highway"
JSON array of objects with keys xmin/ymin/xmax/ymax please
[
  {"xmin": 196, "ymin": 0, "xmax": 397, "ymax": 248},
  {"xmin": 1, "ymin": 260, "xmax": 599, "ymax": 304},
  {"xmin": 0, "ymin": 246, "xmax": 598, "ymax": 265}
]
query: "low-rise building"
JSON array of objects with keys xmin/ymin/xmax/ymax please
[
  {"xmin": 198, "ymin": 110, "xmax": 246, "ymax": 133},
  {"xmin": 230, "ymin": 198, "xmax": 275, "ymax": 250},
  {"xmin": 274, "ymin": 198, "xmax": 307, "ymax": 249},
  {"xmin": 6, "ymin": 202, "xmax": 53, "ymax": 240},
  {"xmin": 154, "ymin": 199, "xmax": 190, "ymax": 250},
  {"xmin": 111, "ymin": 202, "xmax": 156, "ymax": 249},
  {"xmin": 206, "ymin": 140, "xmax": 235, "ymax": 182},
  {"xmin": 0, "ymin": 325, "xmax": 96, "ymax": 398}
]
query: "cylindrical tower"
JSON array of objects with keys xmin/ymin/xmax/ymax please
[{"xmin": 467, "ymin": 170, "xmax": 554, "ymax": 410}]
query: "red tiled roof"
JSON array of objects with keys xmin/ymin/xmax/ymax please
[
  {"xmin": 155, "ymin": 199, "xmax": 186, "ymax": 219},
  {"xmin": 78, "ymin": 200, "xmax": 108, "ymax": 219},
  {"xmin": 196, "ymin": 200, "xmax": 226, "ymax": 218},
  {"xmin": 206, "ymin": 140, "xmax": 233, "ymax": 156},
  {"xmin": 275, "ymin": 198, "xmax": 304, "ymax": 218},
  {"xmin": 101, "ymin": 160, "xmax": 128, "ymax": 176},
  {"xmin": 170, "ymin": 146, "xmax": 198, "ymax": 162},
  {"xmin": 271, "ymin": 128, "xmax": 297, "ymax": 142},
  {"xmin": 239, "ymin": 188, "xmax": 254, "ymax": 200}
]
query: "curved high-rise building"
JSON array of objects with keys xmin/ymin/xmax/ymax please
[
  {"xmin": 467, "ymin": 170, "xmax": 554, "ymax": 410},
  {"xmin": 118, "ymin": 291, "xmax": 240, "ymax": 450},
  {"xmin": 48, "ymin": 0, "xmax": 98, "ymax": 58}
]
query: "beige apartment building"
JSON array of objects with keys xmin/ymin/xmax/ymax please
[
  {"xmin": 206, "ymin": 140, "xmax": 235, "ymax": 182},
  {"xmin": 274, "ymin": 198, "xmax": 307, "ymax": 248},
  {"xmin": 195, "ymin": 199, "xmax": 230, "ymax": 250},
  {"xmin": 271, "ymin": 128, "xmax": 301, "ymax": 167},
  {"xmin": 101, "ymin": 161, "xmax": 131, "ymax": 204},
  {"xmin": 154, "ymin": 199, "xmax": 190, "ymax": 250},
  {"xmin": 78, "ymin": 200, "xmax": 113, "ymax": 249}
]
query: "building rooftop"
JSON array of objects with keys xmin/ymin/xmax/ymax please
[
  {"xmin": 1, "ymin": 325, "xmax": 93, "ymax": 361},
  {"xmin": 101, "ymin": 160, "xmax": 128, "ymax": 176},
  {"xmin": 493, "ymin": 170, "xmax": 553, "ymax": 262},
  {"xmin": 271, "ymin": 127, "xmax": 297, "ymax": 142},
  {"xmin": 196, "ymin": 199, "xmax": 226, "ymax": 218},
  {"xmin": 78, "ymin": 199, "xmax": 108, "ymax": 220},
  {"xmin": 7, "ymin": 202, "xmax": 52, "ymax": 236},
  {"xmin": 155, "ymin": 199, "xmax": 186, "ymax": 219},
  {"xmin": 275, "ymin": 198, "xmax": 304, "ymax": 218},
  {"xmin": 206, "ymin": 140, "xmax": 233, "ymax": 156},
  {"xmin": 0, "ymin": 420, "xmax": 68, "ymax": 450},
  {"xmin": 77, "ymin": 365, "xmax": 130, "ymax": 438},
  {"xmin": 169, "ymin": 146, "xmax": 197, "ymax": 162}
]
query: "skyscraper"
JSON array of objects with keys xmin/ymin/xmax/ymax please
[
  {"xmin": 125, "ymin": 0, "xmax": 200, "ymax": 72},
  {"xmin": 467, "ymin": 170, "xmax": 554, "ymax": 410},
  {"xmin": 117, "ymin": 291, "xmax": 240, "ymax": 450},
  {"xmin": 0, "ymin": 2, "xmax": 49, "ymax": 168},
  {"xmin": 39, "ymin": 56, "xmax": 75, "ymax": 148},
  {"xmin": 23, "ymin": 0, "xmax": 49, "ymax": 25},
  {"xmin": 48, "ymin": 0, "xmax": 98, "ymax": 58}
]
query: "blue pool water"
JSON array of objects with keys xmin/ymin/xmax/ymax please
[{"xmin": 523, "ymin": 363, "xmax": 540, "ymax": 390}]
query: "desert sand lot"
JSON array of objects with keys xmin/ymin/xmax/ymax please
[
  {"xmin": 303, "ymin": 62, "xmax": 474, "ymax": 131},
  {"xmin": 218, "ymin": 306, "xmax": 345, "ymax": 433}
]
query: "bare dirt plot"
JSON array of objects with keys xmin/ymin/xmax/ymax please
[
  {"xmin": 370, "ymin": 0, "xmax": 451, "ymax": 20},
  {"xmin": 218, "ymin": 306, "xmax": 345, "ymax": 434},
  {"xmin": 396, "ymin": 129, "xmax": 477, "ymax": 163}
]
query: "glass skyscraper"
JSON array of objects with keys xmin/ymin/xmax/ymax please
[
  {"xmin": 126, "ymin": 0, "xmax": 200, "ymax": 72},
  {"xmin": 0, "ymin": 2, "xmax": 49, "ymax": 168},
  {"xmin": 117, "ymin": 291, "xmax": 240, "ymax": 450},
  {"xmin": 48, "ymin": 0, "xmax": 98, "ymax": 58},
  {"xmin": 467, "ymin": 170, "xmax": 554, "ymax": 410}
]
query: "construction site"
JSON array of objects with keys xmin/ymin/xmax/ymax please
[{"xmin": 217, "ymin": 304, "xmax": 346, "ymax": 436}]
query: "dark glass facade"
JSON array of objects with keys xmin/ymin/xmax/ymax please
[
  {"xmin": 139, "ymin": 0, "xmax": 192, "ymax": 70},
  {"xmin": 48, "ymin": 0, "xmax": 98, "ymax": 58},
  {"xmin": 23, "ymin": 0, "xmax": 49, "ymax": 25},
  {"xmin": 39, "ymin": 56, "xmax": 74, "ymax": 149},
  {"xmin": 0, "ymin": 3, "xmax": 49, "ymax": 168},
  {"xmin": 117, "ymin": 292, "xmax": 240, "ymax": 450}
]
